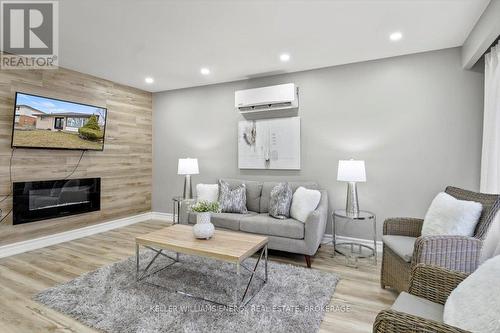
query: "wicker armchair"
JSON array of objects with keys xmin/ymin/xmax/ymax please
[
  {"xmin": 374, "ymin": 264, "xmax": 470, "ymax": 333},
  {"xmin": 380, "ymin": 186, "xmax": 500, "ymax": 292}
]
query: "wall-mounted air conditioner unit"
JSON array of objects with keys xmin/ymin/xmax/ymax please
[{"xmin": 235, "ymin": 83, "xmax": 298, "ymax": 118}]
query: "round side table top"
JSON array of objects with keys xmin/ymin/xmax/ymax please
[
  {"xmin": 333, "ymin": 209, "xmax": 375, "ymax": 220},
  {"xmin": 172, "ymin": 196, "xmax": 196, "ymax": 202}
]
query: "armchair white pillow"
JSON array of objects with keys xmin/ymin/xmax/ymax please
[
  {"xmin": 196, "ymin": 184, "xmax": 219, "ymax": 203},
  {"xmin": 480, "ymin": 213, "xmax": 500, "ymax": 263},
  {"xmin": 290, "ymin": 186, "xmax": 321, "ymax": 223},
  {"xmin": 444, "ymin": 254, "xmax": 500, "ymax": 332},
  {"xmin": 421, "ymin": 192, "xmax": 482, "ymax": 237}
]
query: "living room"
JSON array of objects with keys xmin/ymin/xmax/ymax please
[{"xmin": 0, "ymin": 1, "xmax": 499, "ymax": 332}]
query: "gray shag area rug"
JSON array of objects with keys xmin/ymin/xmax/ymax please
[{"xmin": 34, "ymin": 250, "xmax": 339, "ymax": 333}]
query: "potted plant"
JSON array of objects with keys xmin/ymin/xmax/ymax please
[{"xmin": 190, "ymin": 201, "xmax": 220, "ymax": 239}]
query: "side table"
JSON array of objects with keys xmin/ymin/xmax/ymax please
[
  {"xmin": 332, "ymin": 209, "xmax": 377, "ymax": 267},
  {"xmin": 171, "ymin": 196, "xmax": 196, "ymax": 224}
]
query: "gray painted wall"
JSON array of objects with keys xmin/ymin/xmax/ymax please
[{"xmin": 153, "ymin": 47, "xmax": 484, "ymax": 240}]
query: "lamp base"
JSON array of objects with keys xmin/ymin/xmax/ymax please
[
  {"xmin": 183, "ymin": 175, "xmax": 193, "ymax": 199},
  {"xmin": 345, "ymin": 182, "xmax": 359, "ymax": 218}
]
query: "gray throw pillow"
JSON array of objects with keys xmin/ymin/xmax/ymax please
[
  {"xmin": 219, "ymin": 180, "xmax": 248, "ymax": 213},
  {"xmin": 269, "ymin": 182, "xmax": 293, "ymax": 219}
]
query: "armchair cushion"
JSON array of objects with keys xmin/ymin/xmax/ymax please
[
  {"xmin": 392, "ymin": 292, "xmax": 444, "ymax": 323},
  {"xmin": 422, "ymin": 192, "xmax": 482, "ymax": 237},
  {"xmin": 376, "ymin": 265, "xmax": 471, "ymax": 333},
  {"xmin": 382, "ymin": 235, "xmax": 416, "ymax": 262}
]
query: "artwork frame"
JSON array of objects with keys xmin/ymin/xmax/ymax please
[{"xmin": 238, "ymin": 116, "xmax": 301, "ymax": 170}]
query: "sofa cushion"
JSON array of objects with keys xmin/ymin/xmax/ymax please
[
  {"xmin": 382, "ymin": 235, "xmax": 416, "ymax": 262},
  {"xmin": 219, "ymin": 180, "xmax": 248, "ymax": 213},
  {"xmin": 260, "ymin": 181, "xmax": 318, "ymax": 213},
  {"xmin": 269, "ymin": 182, "xmax": 293, "ymax": 219},
  {"xmin": 220, "ymin": 179, "xmax": 262, "ymax": 212},
  {"xmin": 290, "ymin": 186, "xmax": 321, "ymax": 223},
  {"xmin": 239, "ymin": 213, "xmax": 304, "ymax": 239},
  {"xmin": 188, "ymin": 212, "xmax": 257, "ymax": 231},
  {"xmin": 196, "ymin": 183, "xmax": 219, "ymax": 203},
  {"xmin": 392, "ymin": 292, "xmax": 444, "ymax": 323}
]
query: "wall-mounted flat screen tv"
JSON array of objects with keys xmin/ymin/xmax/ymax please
[{"xmin": 11, "ymin": 92, "xmax": 107, "ymax": 151}]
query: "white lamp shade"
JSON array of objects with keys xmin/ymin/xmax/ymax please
[
  {"xmin": 177, "ymin": 158, "xmax": 199, "ymax": 175},
  {"xmin": 337, "ymin": 160, "xmax": 366, "ymax": 182}
]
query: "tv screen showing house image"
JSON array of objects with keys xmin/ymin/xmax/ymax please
[{"xmin": 11, "ymin": 92, "xmax": 107, "ymax": 151}]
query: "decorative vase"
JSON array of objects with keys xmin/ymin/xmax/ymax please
[{"xmin": 193, "ymin": 212, "xmax": 215, "ymax": 239}]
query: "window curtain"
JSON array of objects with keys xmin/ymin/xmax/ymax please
[{"xmin": 480, "ymin": 41, "xmax": 500, "ymax": 262}]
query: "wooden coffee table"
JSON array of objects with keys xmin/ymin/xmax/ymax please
[{"xmin": 135, "ymin": 224, "xmax": 268, "ymax": 307}]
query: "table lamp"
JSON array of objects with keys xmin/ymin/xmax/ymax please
[
  {"xmin": 178, "ymin": 158, "xmax": 199, "ymax": 199},
  {"xmin": 337, "ymin": 160, "xmax": 366, "ymax": 217}
]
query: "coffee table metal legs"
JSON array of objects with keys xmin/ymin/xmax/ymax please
[
  {"xmin": 136, "ymin": 243, "xmax": 139, "ymax": 280},
  {"xmin": 136, "ymin": 243, "xmax": 268, "ymax": 308},
  {"xmin": 136, "ymin": 244, "xmax": 179, "ymax": 281},
  {"xmin": 237, "ymin": 244, "xmax": 267, "ymax": 308},
  {"xmin": 265, "ymin": 245, "xmax": 268, "ymax": 281},
  {"xmin": 235, "ymin": 262, "xmax": 240, "ymax": 306}
]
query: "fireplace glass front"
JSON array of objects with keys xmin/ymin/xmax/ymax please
[{"xmin": 13, "ymin": 178, "xmax": 100, "ymax": 225}]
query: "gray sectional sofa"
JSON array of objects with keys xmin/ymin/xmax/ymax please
[{"xmin": 180, "ymin": 179, "xmax": 328, "ymax": 267}]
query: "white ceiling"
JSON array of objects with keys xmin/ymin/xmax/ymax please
[{"xmin": 58, "ymin": 0, "xmax": 490, "ymax": 92}]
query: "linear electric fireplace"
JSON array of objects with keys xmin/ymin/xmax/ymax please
[{"xmin": 13, "ymin": 178, "xmax": 101, "ymax": 225}]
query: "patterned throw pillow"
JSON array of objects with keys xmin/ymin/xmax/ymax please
[
  {"xmin": 218, "ymin": 180, "xmax": 248, "ymax": 213},
  {"xmin": 269, "ymin": 182, "xmax": 293, "ymax": 219}
]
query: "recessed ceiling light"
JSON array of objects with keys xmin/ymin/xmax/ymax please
[
  {"xmin": 280, "ymin": 53, "xmax": 291, "ymax": 62},
  {"xmin": 200, "ymin": 67, "xmax": 210, "ymax": 75},
  {"xmin": 145, "ymin": 77, "xmax": 154, "ymax": 84},
  {"xmin": 389, "ymin": 31, "xmax": 403, "ymax": 42}
]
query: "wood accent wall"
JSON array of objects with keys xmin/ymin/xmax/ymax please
[{"xmin": 0, "ymin": 67, "xmax": 152, "ymax": 246}]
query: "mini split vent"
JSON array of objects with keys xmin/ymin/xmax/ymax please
[{"xmin": 235, "ymin": 83, "xmax": 299, "ymax": 117}]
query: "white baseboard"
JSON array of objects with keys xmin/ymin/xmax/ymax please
[
  {"xmin": 151, "ymin": 211, "xmax": 174, "ymax": 222},
  {"xmin": 322, "ymin": 233, "xmax": 383, "ymax": 253},
  {"xmin": 0, "ymin": 212, "xmax": 155, "ymax": 259}
]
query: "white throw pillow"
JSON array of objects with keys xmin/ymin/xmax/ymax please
[
  {"xmin": 290, "ymin": 186, "xmax": 321, "ymax": 223},
  {"xmin": 196, "ymin": 184, "xmax": 219, "ymax": 203},
  {"xmin": 421, "ymin": 192, "xmax": 482, "ymax": 237},
  {"xmin": 444, "ymin": 254, "xmax": 500, "ymax": 332},
  {"xmin": 480, "ymin": 213, "xmax": 500, "ymax": 263}
]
